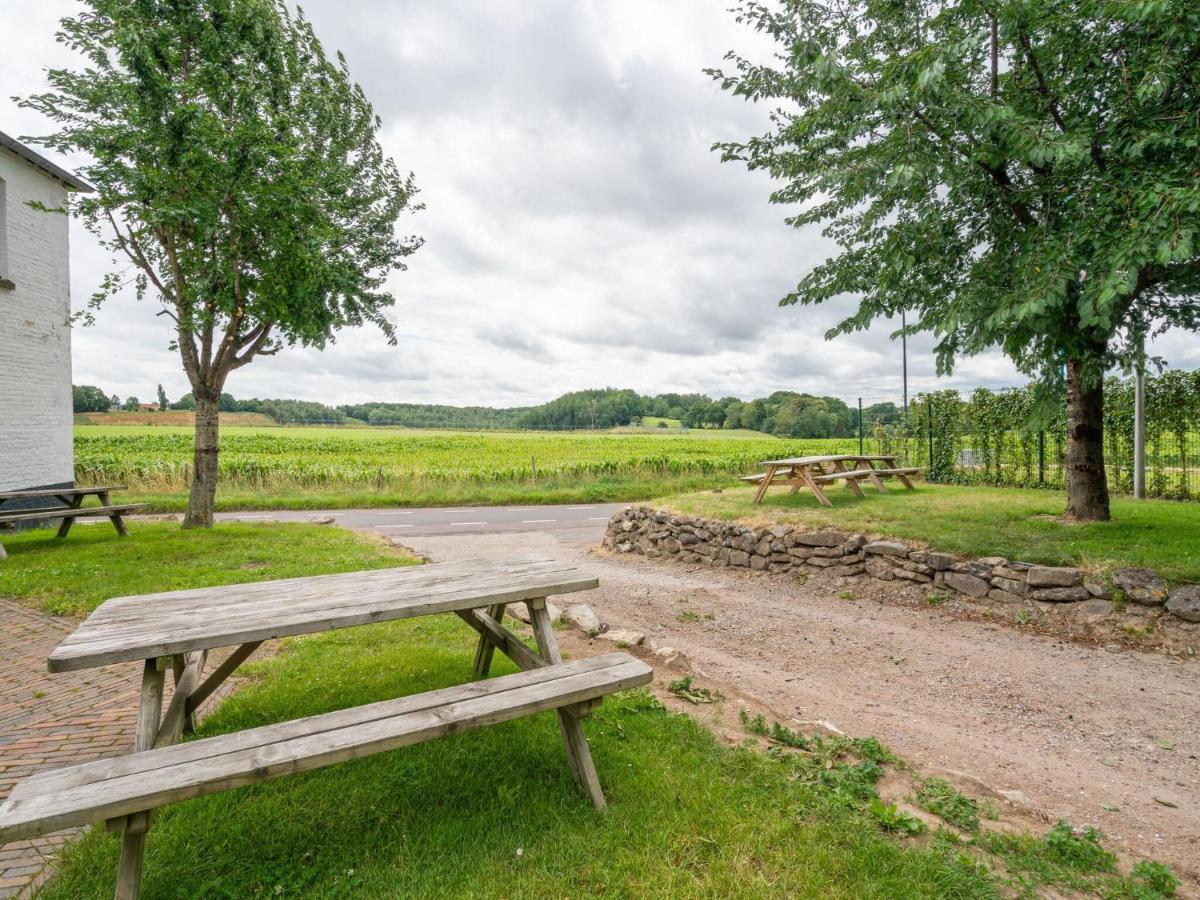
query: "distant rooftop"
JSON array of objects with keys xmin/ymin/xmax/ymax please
[{"xmin": 0, "ymin": 130, "xmax": 94, "ymax": 193}]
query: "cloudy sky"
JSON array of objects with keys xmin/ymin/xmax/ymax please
[{"xmin": 3, "ymin": 1, "xmax": 1196, "ymax": 409}]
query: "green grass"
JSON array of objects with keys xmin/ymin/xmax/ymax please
[
  {"xmin": 915, "ymin": 778, "xmax": 980, "ymax": 834},
  {"xmin": 4, "ymin": 524, "xmax": 1175, "ymax": 897},
  {"xmin": 0, "ymin": 521, "xmax": 414, "ymax": 616},
  {"xmin": 116, "ymin": 473, "xmax": 735, "ymax": 514},
  {"xmin": 660, "ymin": 484, "xmax": 1200, "ymax": 582},
  {"xmin": 37, "ymin": 614, "xmax": 1005, "ymax": 898}
]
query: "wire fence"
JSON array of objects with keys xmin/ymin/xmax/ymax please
[{"xmin": 854, "ymin": 372, "xmax": 1200, "ymax": 500}]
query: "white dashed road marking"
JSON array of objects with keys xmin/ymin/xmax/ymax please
[
  {"xmin": 450, "ymin": 521, "xmax": 487, "ymax": 526},
  {"xmin": 521, "ymin": 519, "xmax": 556, "ymax": 524}
]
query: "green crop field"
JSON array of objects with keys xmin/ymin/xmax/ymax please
[{"xmin": 73, "ymin": 425, "xmax": 856, "ymax": 510}]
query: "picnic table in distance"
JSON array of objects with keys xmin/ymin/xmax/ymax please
[
  {"xmin": 0, "ymin": 485, "xmax": 144, "ymax": 558},
  {"xmin": 741, "ymin": 454, "xmax": 920, "ymax": 506}
]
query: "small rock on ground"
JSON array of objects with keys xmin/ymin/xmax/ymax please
[{"xmin": 596, "ymin": 628, "xmax": 645, "ymax": 647}]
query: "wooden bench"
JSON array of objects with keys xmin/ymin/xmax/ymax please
[
  {"xmin": 0, "ymin": 485, "xmax": 144, "ymax": 557},
  {"xmin": 0, "ymin": 652, "xmax": 651, "ymax": 845},
  {"xmin": 3, "ymin": 556, "xmax": 645, "ymax": 899},
  {"xmin": 0, "ymin": 503, "xmax": 144, "ymax": 530},
  {"xmin": 746, "ymin": 455, "xmax": 920, "ymax": 506},
  {"xmin": 811, "ymin": 467, "xmax": 920, "ymax": 483}
]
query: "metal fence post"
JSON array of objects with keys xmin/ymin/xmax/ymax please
[
  {"xmin": 927, "ymin": 397, "xmax": 935, "ymax": 480},
  {"xmin": 1134, "ymin": 344, "xmax": 1146, "ymax": 498},
  {"xmin": 858, "ymin": 397, "xmax": 864, "ymax": 456},
  {"xmin": 1038, "ymin": 430, "xmax": 1045, "ymax": 486}
]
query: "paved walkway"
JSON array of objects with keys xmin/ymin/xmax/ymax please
[
  {"xmin": 0, "ymin": 601, "xmax": 242, "ymax": 897},
  {"xmin": 0, "ymin": 601, "xmax": 136, "ymax": 897}
]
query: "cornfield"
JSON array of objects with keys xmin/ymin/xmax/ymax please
[{"xmin": 75, "ymin": 427, "xmax": 857, "ymax": 492}]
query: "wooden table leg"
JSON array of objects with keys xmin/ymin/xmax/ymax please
[
  {"xmin": 857, "ymin": 458, "xmax": 888, "ymax": 493},
  {"xmin": 155, "ymin": 651, "xmax": 206, "ymax": 746},
  {"xmin": 55, "ymin": 494, "xmax": 84, "ymax": 538},
  {"xmin": 527, "ymin": 598, "xmax": 606, "ymax": 810},
  {"xmin": 832, "ymin": 460, "xmax": 866, "ymax": 497},
  {"xmin": 186, "ymin": 641, "xmax": 262, "ymax": 718},
  {"xmin": 799, "ymin": 466, "xmax": 834, "ymax": 507},
  {"xmin": 100, "ymin": 491, "xmax": 130, "ymax": 537},
  {"xmin": 473, "ymin": 603, "xmax": 507, "ymax": 676},
  {"xmin": 753, "ymin": 466, "xmax": 777, "ymax": 504},
  {"xmin": 115, "ymin": 658, "xmax": 165, "ymax": 900}
]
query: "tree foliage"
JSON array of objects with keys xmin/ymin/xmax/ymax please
[
  {"xmin": 72, "ymin": 384, "xmax": 112, "ymax": 412},
  {"xmin": 710, "ymin": 0, "xmax": 1200, "ymax": 379},
  {"xmin": 24, "ymin": 0, "xmax": 423, "ymax": 525},
  {"xmin": 710, "ymin": 0, "xmax": 1200, "ymax": 518}
]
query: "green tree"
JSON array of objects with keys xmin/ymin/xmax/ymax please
[
  {"xmin": 122, "ymin": 395, "xmax": 140, "ymax": 411},
  {"xmin": 156, "ymin": 383, "xmax": 169, "ymax": 411},
  {"xmin": 25, "ymin": 0, "xmax": 423, "ymax": 527},
  {"xmin": 72, "ymin": 384, "xmax": 111, "ymax": 413},
  {"xmin": 711, "ymin": 0, "xmax": 1200, "ymax": 520}
]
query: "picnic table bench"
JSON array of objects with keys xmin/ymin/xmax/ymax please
[
  {"xmin": 745, "ymin": 455, "xmax": 920, "ymax": 506},
  {"xmin": 0, "ymin": 485, "xmax": 144, "ymax": 557},
  {"xmin": 0, "ymin": 556, "xmax": 651, "ymax": 899}
]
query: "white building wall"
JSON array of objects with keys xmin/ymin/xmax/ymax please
[{"xmin": 0, "ymin": 145, "xmax": 74, "ymax": 492}]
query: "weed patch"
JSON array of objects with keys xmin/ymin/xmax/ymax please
[
  {"xmin": 667, "ymin": 676, "xmax": 724, "ymax": 705},
  {"xmin": 915, "ymin": 777, "xmax": 980, "ymax": 833}
]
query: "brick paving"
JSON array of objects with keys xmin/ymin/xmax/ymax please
[{"xmin": 0, "ymin": 600, "xmax": 247, "ymax": 897}]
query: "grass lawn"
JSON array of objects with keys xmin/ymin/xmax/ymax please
[
  {"xmin": 3, "ymin": 524, "xmax": 1177, "ymax": 897},
  {"xmin": 659, "ymin": 484, "xmax": 1200, "ymax": 583},
  {"xmin": 0, "ymin": 521, "xmax": 414, "ymax": 616},
  {"xmin": 117, "ymin": 473, "xmax": 732, "ymax": 515}
]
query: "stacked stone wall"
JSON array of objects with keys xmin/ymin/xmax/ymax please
[{"xmin": 604, "ymin": 508, "xmax": 1200, "ymax": 646}]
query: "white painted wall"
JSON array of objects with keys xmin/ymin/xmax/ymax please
[{"xmin": 0, "ymin": 144, "xmax": 74, "ymax": 492}]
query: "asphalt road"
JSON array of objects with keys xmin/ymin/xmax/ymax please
[{"xmin": 215, "ymin": 502, "xmax": 628, "ymax": 539}]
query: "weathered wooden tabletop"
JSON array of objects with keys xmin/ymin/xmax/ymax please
[
  {"xmin": 759, "ymin": 454, "xmax": 897, "ymax": 467},
  {"xmin": 0, "ymin": 485, "xmax": 124, "ymax": 501},
  {"xmin": 48, "ymin": 555, "xmax": 598, "ymax": 672}
]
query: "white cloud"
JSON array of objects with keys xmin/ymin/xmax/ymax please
[{"xmin": 2, "ymin": 0, "xmax": 1194, "ymax": 408}]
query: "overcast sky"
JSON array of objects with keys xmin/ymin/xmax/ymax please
[{"xmin": 4, "ymin": 1, "xmax": 1196, "ymax": 408}]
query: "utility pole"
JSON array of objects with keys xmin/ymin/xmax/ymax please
[
  {"xmin": 1134, "ymin": 333, "xmax": 1146, "ymax": 499},
  {"xmin": 901, "ymin": 308, "xmax": 909, "ymax": 414}
]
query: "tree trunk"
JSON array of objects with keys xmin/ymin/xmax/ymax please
[
  {"xmin": 183, "ymin": 393, "xmax": 220, "ymax": 528},
  {"xmin": 1064, "ymin": 357, "xmax": 1110, "ymax": 521}
]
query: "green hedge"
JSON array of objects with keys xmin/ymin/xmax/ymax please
[{"xmin": 865, "ymin": 372, "xmax": 1200, "ymax": 500}]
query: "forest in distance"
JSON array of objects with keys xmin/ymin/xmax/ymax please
[{"xmin": 75, "ymin": 386, "xmax": 904, "ymax": 440}]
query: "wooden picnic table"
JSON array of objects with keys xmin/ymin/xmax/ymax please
[
  {"xmin": 0, "ymin": 485, "xmax": 144, "ymax": 557},
  {"xmin": 2, "ymin": 555, "xmax": 650, "ymax": 899},
  {"xmin": 744, "ymin": 454, "xmax": 919, "ymax": 506}
]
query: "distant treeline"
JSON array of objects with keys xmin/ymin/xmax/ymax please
[
  {"xmin": 340, "ymin": 402, "xmax": 527, "ymax": 429},
  {"xmin": 76, "ymin": 385, "xmax": 904, "ymax": 438}
]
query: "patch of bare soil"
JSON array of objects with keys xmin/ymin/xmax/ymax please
[{"xmin": 412, "ymin": 529, "xmax": 1200, "ymax": 891}]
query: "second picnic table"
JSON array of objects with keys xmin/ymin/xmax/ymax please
[
  {"xmin": 0, "ymin": 485, "xmax": 144, "ymax": 557},
  {"xmin": 744, "ymin": 454, "xmax": 919, "ymax": 506}
]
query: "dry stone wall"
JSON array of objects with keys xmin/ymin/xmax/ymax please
[{"xmin": 604, "ymin": 507, "xmax": 1200, "ymax": 638}]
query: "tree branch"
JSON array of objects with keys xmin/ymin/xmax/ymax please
[
  {"xmin": 909, "ymin": 108, "xmax": 1037, "ymax": 226},
  {"xmin": 230, "ymin": 323, "xmax": 275, "ymax": 369},
  {"xmin": 104, "ymin": 209, "xmax": 172, "ymax": 300},
  {"xmin": 1017, "ymin": 30, "xmax": 1067, "ymax": 133}
]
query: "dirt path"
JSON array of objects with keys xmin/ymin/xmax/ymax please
[{"xmin": 411, "ymin": 529, "xmax": 1200, "ymax": 886}]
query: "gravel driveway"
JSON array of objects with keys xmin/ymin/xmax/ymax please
[{"xmin": 408, "ymin": 526, "xmax": 1200, "ymax": 886}]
